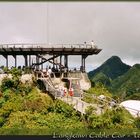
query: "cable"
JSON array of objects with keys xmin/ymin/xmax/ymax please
[{"xmin": 46, "ymin": 2, "xmax": 50, "ymax": 45}]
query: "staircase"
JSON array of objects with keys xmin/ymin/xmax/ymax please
[
  {"xmin": 37, "ymin": 77, "xmax": 61, "ymax": 98},
  {"xmin": 70, "ymin": 79, "xmax": 82, "ymax": 97},
  {"xmin": 37, "ymin": 72, "xmax": 119, "ymax": 115},
  {"xmin": 67, "ymin": 71, "xmax": 91, "ymax": 96},
  {"xmin": 67, "ymin": 72, "xmax": 82, "ymax": 97}
]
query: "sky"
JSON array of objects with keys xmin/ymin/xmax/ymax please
[{"xmin": 0, "ymin": 2, "xmax": 140, "ymax": 71}]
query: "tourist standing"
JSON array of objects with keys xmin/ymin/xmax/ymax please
[
  {"xmin": 69, "ymin": 87, "xmax": 74, "ymax": 97},
  {"xmin": 63, "ymin": 87, "xmax": 67, "ymax": 97},
  {"xmin": 48, "ymin": 67, "xmax": 52, "ymax": 77},
  {"xmin": 91, "ymin": 40, "xmax": 95, "ymax": 48},
  {"xmin": 84, "ymin": 41, "xmax": 87, "ymax": 48}
]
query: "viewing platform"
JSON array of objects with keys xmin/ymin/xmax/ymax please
[
  {"xmin": 0, "ymin": 43, "xmax": 101, "ymax": 55},
  {"xmin": 0, "ymin": 43, "xmax": 102, "ymax": 73}
]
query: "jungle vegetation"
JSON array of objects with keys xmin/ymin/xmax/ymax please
[
  {"xmin": 0, "ymin": 67, "xmax": 140, "ymax": 136},
  {"xmin": 88, "ymin": 56, "xmax": 140, "ymax": 100}
]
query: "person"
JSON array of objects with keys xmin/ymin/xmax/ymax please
[
  {"xmin": 63, "ymin": 87, "xmax": 67, "ymax": 97},
  {"xmin": 91, "ymin": 40, "xmax": 97, "ymax": 49},
  {"xmin": 84, "ymin": 41, "xmax": 87, "ymax": 48},
  {"xmin": 91, "ymin": 40, "xmax": 95, "ymax": 48},
  {"xmin": 69, "ymin": 87, "xmax": 74, "ymax": 97},
  {"xmin": 64, "ymin": 67, "xmax": 67, "ymax": 77},
  {"xmin": 48, "ymin": 66, "xmax": 52, "ymax": 77}
]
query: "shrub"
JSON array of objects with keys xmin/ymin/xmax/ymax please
[
  {"xmin": 3, "ymin": 67, "xmax": 10, "ymax": 74},
  {"xmin": 10, "ymin": 67, "xmax": 22, "ymax": 78},
  {"xmin": 16, "ymin": 83, "xmax": 32, "ymax": 96},
  {"xmin": 0, "ymin": 117, "xmax": 5, "ymax": 127},
  {"xmin": 134, "ymin": 117, "xmax": 140, "ymax": 128},
  {"xmin": 3, "ymin": 111, "xmax": 84, "ymax": 134},
  {"xmin": 87, "ymin": 83, "xmax": 112, "ymax": 97},
  {"xmin": 0, "ymin": 95, "xmax": 24, "ymax": 118},
  {"xmin": 86, "ymin": 106, "xmax": 135, "ymax": 129},
  {"xmin": 85, "ymin": 105, "xmax": 96, "ymax": 116},
  {"xmin": 2, "ymin": 89, "xmax": 13, "ymax": 101},
  {"xmin": 0, "ymin": 98, "xmax": 5, "ymax": 108},
  {"xmin": 54, "ymin": 100, "xmax": 77, "ymax": 118},
  {"xmin": 82, "ymin": 93, "xmax": 95, "ymax": 103},
  {"xmin": 23, "ymin": 88, "xmax": 53, "ymax": 114},
  {"xmin": 102, "ymin": 107, "xmax": 135, "ymax": 128},
  {"xmin": 1, "ymin": 78, "xmax": 14, "ymax": 92},
  {"xmin": 2, "ymin": 111, "xmax": 40, "ymax": 129}
]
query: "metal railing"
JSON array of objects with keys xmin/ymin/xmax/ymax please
[{"xmin": 0, "ymin": 43, "xmax": 98, "ymax": 49}]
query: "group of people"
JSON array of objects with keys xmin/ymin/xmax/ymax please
[
  {"xmin": 41, "ymin": 66, "xmax": 53, "ymax": 78},
  {"xmin": 84, "ymin": 40, "xmax": 97, "ymax": 48},
  {"xmin": 59, "ymin": 86, "xmax": 74, "ymax": 98}
]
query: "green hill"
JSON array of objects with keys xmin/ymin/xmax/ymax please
[
  {"xmin": 110, "ymin": 64, "xmax": 140, "ymax": 98},
  {"xmin": 0, "ymin": 67, "xmax": 140, "ymax": 135},
  {"xmin": 88, "ymin": 56, "xmax": 140, "ymax": 99},
  {"xmin": 88, "ymin": 56, "xmax": 131, "ymax": 86}
]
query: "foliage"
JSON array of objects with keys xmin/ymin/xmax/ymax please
[
  {"xmin": 0, "ymin": 66, "xmax": 140, "ymax": 135},
  {"xmin": 54, "ymin": 99, "xmax": 78, "ymax": 118},
  {"xmin": 82, "ymin": 83, "xmax": 113, "ymax": 108},
  {"xmin": 87, "ymin": 114, "xmax": 112, "ymax": 129},
  {"xmin": 2, "ymin": 67, "xmax": 10, "ymax": 74},
  {"xmin": 82, "ymin": 93, "xmax": 96, "ymax": 103},
  {"xmin": 0, "ymin": 67, "xmax": 22, "ymax": 88},
  {"xmin": 86, "ymin": 83, "xmax": 112, "ymax": 97},
  {"xmin": 2, "ymin": 111, "xmax": 85, "ymax": 135},
  {"xmin": 88, "ymin": 56, "xmax": 130, "ymax": 82},
  {"xmin": 0, "ymin": 78, "xmax": 14, "ymax": 92},
  {"xmin": 88, "ymin": 56, "xmax": 140, "ymax": 100},
  {"xmin": 110, "ymin": 64, "xmax": 140, "ymax": 99},
  {"xmin": 91, "ymin": 72, "xmax": 111, "ymax": 87},
  {"xmin": 22, "ymin": 67, "xmax": 32, "ymax": 74},
  {"xmin": 10, "ymin": 67, "xmax": 22, "ymax": 78},
  {"xmin": 0, "ymin": 98, "xmax": 5, "ymax": 108},
  {"xmin": 86, "ymin": 106, "xmax": 135, "ymax": 129},
  {"xmin": 22, "ymin": 88, "xmax": 54, "ymax": 114},
  {"xmin": 0, "ymin": 95, "xmax": 24, "ymax": 118},
  {"xmin": 2, "ymin": 89, "xmax": 13, "ymax": 101},
  {"xmin": 0, "ymin": 68, "xmax": 34, "ymax": 97},
  {"xmin": 134, "ymin": 117, "xmax": 140, "ymax": 128},
  {"xmin": 125, "ymin": 93, "xmax": 140, "ymax": 100},
  {"xmin": 0, "ymin": 117, "xmax": 5, "ymax": 127},
  {"xmin": 85, "ymin": 105, "xmax": 96, "ymax": 116},
  {"xmin": 15, "ymin": 83, "xmax": 32, "ymax": 96}
]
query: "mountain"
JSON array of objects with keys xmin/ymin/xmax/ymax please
[
  {"xmin": 88, "ymin": 56, "xmax": 131, "ymax": 86},
  {"xmin": 110, "ymin": 64, "xmax": 140, "ymax": 98}
]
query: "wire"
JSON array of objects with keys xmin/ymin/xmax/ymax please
[{"xmin": 46, "ymin": 2, "xmax": 50, "ymax": 45}]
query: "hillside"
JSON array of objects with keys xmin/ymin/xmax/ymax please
[
  {"xmin": 88, "ymin": 56, "xmax": 131, "ymax": 86},
  {"xmin": 110, "ymin": 64, "xmax": 140, "ymax": 98},
  {"xmin": 0, "ymin": 68, "xmax": 140, "ymax": 136}
]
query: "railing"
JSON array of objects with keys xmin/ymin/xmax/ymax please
[
  {"xmin": 0, "ymin": 43, "xmax": 98, "ymax": 49},
  {"xmin": 38, "ymin": 73, "xmax": 140, "ymax": 117},
  {"xmin": 36, "ymin": 71, "xmax": 119, "ymax": 115},
  {"xmin": 59, "ymin": 96, "xmax": 91, "ymax": 114}
]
